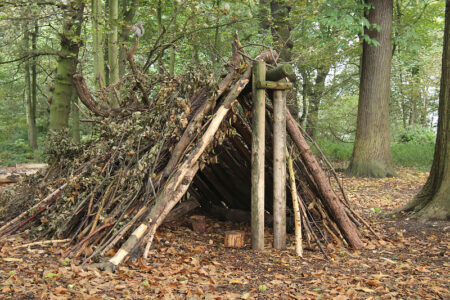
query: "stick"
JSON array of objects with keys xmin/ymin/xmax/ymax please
[
  {"xmin": 285, "ymin": 108, "xmax": 364, "ymax": 249},
  {"xmin": 0, "ymin": 175, "xmax": 80, "ymax": 235},
  {"xmin": 106, "ymin": 67, "xmax": 253, "ymax": 268},
  {"xmin": 13, "ymin": 239, "xmax": 70, "ymax": 249},
  {"xmin": 287, "ymin": 149, "xmax": 302, "ymax": 257}
]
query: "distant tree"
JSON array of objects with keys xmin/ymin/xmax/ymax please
[
  {"xmin": 92, "ymin": 0, "xmax": 106, "ymax": 88},
  {"xmin": 347, "ymin": 0, "xmax": 395, "ymax": 177},
  {"xmin": 108, "ymin": 0, "xmax": 120, "ymax": 108},
  {"xmin": 23, "ymin": 19, "xmax": 38, "ymax": 149},
  {"xmin": 400, "ymin": 0, "xmax": 450, "ymax": 220}
]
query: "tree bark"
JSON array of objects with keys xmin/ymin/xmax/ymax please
[
  {"xmin": 305, "ymin": 66, "xmax": 329, "ymax": 138},
  {"xmin": 400, "ymin": 1, "xmax": 450, "ymax": 220},
  {"xmin": 49, "ymin": 0, "xmax": 85, "ymax": 131},
  {"xmin": 347, "ymin": 0, "xmax": 395, "ymax": 178},
  {"xmin": 23, "ymin": 22, "xmax": 37, "ymax": 150},
  {"xmin": 92, "ymin": 0, "xmax": 106, "ymax": 88},
  {"xmin": 118, "ymin": 0, "xmax": 138, "ymax": 78},
  {"xmin": 30, "ymin": 21, "xmax": 38, "ymax": 149},
  {"xmin": 270, "ymin": 0, "xmax": 293, "ymax": 63},
  {"xmin": 108, "ymin": 0, "xmax": 120, "ymax": 107}
]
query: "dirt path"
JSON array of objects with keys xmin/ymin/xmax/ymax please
[{"xmin": 0, "ymin": 168, "xmax": 448, "ymax": 299}]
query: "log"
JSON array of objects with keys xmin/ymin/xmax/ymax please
[
  {"xmin": 208, "ymin": 204, "xmax": 273, "ymax": 225},
  {"xmin": 266, "ymin": 64, "xmax": 296, "ymax": 82},
  {"xmin": 256, "ymin": 81, "xmax": 293, "ymax": 90},
  {"xmin": 224, "ymin": 230, "xmax": 245, "ymax": 248},
  {"xmin": 163, "ymin": 199, "xmax": 200, "ymax": 223},
  {"xmin": 273, "ymin": 87, "xmax": 286, "ymax": 250},
  {"xmin": 0, "ymin": 164, "xmax": 49, "ymax": 184},
  {"xmin": 190, "ymin": 215, "xmax": 206, "ymax": 233},
  {"xmin": 251, "ymin": 61, "xmax": 266, "ymax": 250},
  {"xmin": 15, "ymin": 163, "xmax": 48, "ymax": 169},
  {"xmin": 285, "ymin": 108, "xmax": 364, "ymax": 249}
]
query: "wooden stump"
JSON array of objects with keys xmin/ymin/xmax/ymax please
[
  {"xmin": 190, "ymin": 215, "xmax": 206, "ymax": 233},
  {"xmin": 224, "ymin": 230, "xmax": 245, "ymax": 248}
]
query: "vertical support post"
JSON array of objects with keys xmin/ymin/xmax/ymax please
[
  {"xmin": 251, "ymin": 61, "xmax": 266, "ymax": 250},
  {"xmin": 273, "ymin": 84, "xmax": 287, "ymax": 249}
]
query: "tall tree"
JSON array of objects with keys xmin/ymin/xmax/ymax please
[
  {"xmin": 92, "ymin": 0, "xmax": 106, "ymax": 88},
  {"xmin": 108, "ymin": 0, "xmax": 120, "ymax": 107},
  {"xmin": 270, "ymin": 0, "xmax": 293, "ymax": 62},
  {"xmin": 49, "ymin": 0, "xmax": 85, "ymax": 131},
  {"xmin": 118, "ymin": 0, "xmax": 138, "ymax": 78},
  {"xmin": 304, "ymin": 65, "xmax": 330, "ymax": 138},
  {"xmin": 31, "ymin": 22, "xmax": 38, "ymax": 149},
  {"xmin": 400, "ymin": 0, "xmax": 450, "ymax": 220},
  {"xmin": 23, "ymin": 20, "xmax": 38, "ymax": 149},
  {"xmin": 347, "ymin": 0, "xmax": 395, "ymax": 177}
]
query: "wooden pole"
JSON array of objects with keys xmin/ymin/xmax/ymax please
[
  {"xmin": 287, "ymin": 149, "xmax": 302, "ymax": 257},
  {"xmin": 273, "ymin": 84, "xmax": 287, "ymax": 249},
  {"xmin": 251, "ymin": 61, "xmax": 266, "ymax": 250}
]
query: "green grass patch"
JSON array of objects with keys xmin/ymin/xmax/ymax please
[
  {"xmin": 315, "ymin": 139, "xmax": 434, "ymax": 171},
  {"xmin": 391, "ymin": 142, "xmax": 434, "ymax": 171}
]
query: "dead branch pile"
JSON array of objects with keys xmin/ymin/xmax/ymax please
[{"xmin": 0, "ymin": 37, "xmax": 375, "ymax": 269}]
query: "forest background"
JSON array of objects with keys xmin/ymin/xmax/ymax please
[{"xmin": 0, "ymin": 0, "xmax": 444, "ymax": 171}]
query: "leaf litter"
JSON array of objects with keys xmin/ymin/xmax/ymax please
[{"xmin": 0, "ymin": 167, "xmax": 448, "ymax": 299}]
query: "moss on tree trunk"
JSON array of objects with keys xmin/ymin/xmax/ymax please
[{"xmin": 49, "ymin": 0, "xmax": 84, "ymax": 131}]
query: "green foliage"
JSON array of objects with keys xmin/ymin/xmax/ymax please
[
  {"xmin": 315, "ymin": 138, "xmax": 353, "ymax": 162},
  {"xmin": 391, "ymin": 142, "xmax": 434, "ymax": 171},
  {"xmin": 316, "ymin": 138, "xmax": 434, "ymax": 171},
  {"xmin": 394, "ymin": 124, "xmax": 436, "ymax": 144}
]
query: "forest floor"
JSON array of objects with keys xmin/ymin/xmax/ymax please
[{"xmin": 0, "ymin": 167, "xmax": 448, "ymax": 299}]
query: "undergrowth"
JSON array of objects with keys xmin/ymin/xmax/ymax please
[{"xmin": 315, "ymin": 139, "xmax": 434, "ymax": 171}]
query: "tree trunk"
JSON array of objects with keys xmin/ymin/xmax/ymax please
[
  {"xmin": 305, "ymin": 66, "xmax": 329, "ymax": 138},
  {"xmin": 108, "ymin": 0, "xmax": 120, "ymax": 107},
  {"xmin": 347, "ymin": 0, "xmax": 395, "ymax": 178},
  {"xmin": 92, "ymin": 0, "xmax": 106, "ymax": 88},
  {"xmin": 49, "ymin": 0, "xmax": 85, "ymax": 131},
  {"xmin": 23, "ymin": 21, "xmax": 37, "ymax": 150},
  {"xmin": 270, "ymin": 0, "xmax": 293, "ymax": 63},
  {"xmin": 400, "ymin": 0, "xmax": 450, "ymax": 220},
  {"xmin": 30, "ymin": 22, "xmax": 38, "ymax": 149},
  {"xmin": 118, "ymin": 0, "xmax": 138, "ymax": 78},
  {"xmin": 169, "ymin": 0, "xmax": 177, "ymax": 75}
]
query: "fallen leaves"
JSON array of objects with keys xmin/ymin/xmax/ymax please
[{"xmin": 0, "ymin": 167, "xmax": 448, "ymax": 299}]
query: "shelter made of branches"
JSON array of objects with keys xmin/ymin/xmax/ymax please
[{"xmin": 0, "ymin": 37, "xmax": 375, "ymax": 271}]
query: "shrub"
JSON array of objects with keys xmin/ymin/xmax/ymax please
[{"xmin": 395, "ymin": 124, "xmax": 436, "ymax": 144}]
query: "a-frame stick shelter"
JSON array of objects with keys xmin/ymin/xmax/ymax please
[{"xmin": 0, "ymin": 37, "xmax": 369, "ymax": 272}]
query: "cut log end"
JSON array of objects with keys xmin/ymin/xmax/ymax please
[
  {"xmin": 190, "ymin": 215, "xmax": 206, "ymax": 233},
  {"xmin": 224, "ymin": 230, "xmax": 245, "ymax": 248}
]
